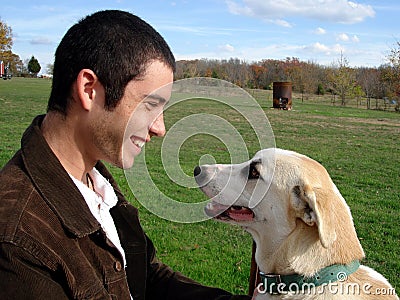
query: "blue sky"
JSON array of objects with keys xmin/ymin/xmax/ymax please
[{"xmin": 1, "ymin": 0, "xmax": 399, "ymax": 73}]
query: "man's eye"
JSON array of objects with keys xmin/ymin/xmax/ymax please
[{"xmin": 145, "ymin": 102, "xmax": 158, "ymax": 108}]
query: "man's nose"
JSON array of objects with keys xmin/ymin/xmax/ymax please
[{"xmin": 150, "ymin": 113, "xmax": 166, "ymax": 137}]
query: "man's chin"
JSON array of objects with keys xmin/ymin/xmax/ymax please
[
  {"xmin": 121, "ymin": 157, "xmax": 135, "ymax": 169},
  {"xmin": 121, "ymin": 144, "xmax": 139, "ymax": 169},
  {"xmin": 105, "ymin": 153, "xmax": 134, "ymax": 169}
]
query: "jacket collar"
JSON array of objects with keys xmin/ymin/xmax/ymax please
[{"xmin": 21, "ymin": 115, "xmax": 113, "ymax": 237}]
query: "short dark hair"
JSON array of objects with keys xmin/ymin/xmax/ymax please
[{"xmin": 48, "ymin": 10, "xmax": 175, "ymax": 114}]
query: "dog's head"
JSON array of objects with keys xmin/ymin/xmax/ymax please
[{"xmin": 195, "ymin": 148, "xmax": 351, "ymax": 249}]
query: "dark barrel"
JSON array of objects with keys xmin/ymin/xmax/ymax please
[{"xmin": 273, "ymin": 81, "xmax": 292, "ymax": 110}]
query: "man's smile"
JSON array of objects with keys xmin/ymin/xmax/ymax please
[{"xmin": 130, "ymin": 136, "xmax": 146, "ymax": 149}]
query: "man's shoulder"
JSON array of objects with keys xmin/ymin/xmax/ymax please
[
  {"xmin": 0, "ymin": 151, "xmax": 48, "ymax": 240},
  {"xmin": 0, "ymin": 150, "xmax": 33, "ymax": 206}
]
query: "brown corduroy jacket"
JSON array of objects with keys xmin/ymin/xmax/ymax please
[{"xmin": 0, "ymin": 115, "xmax": 251, "ymax": 300}]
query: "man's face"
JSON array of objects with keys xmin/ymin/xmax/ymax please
[{"xmin": 89, "ymin": 60, "xmax": 173, "ymax": 169}]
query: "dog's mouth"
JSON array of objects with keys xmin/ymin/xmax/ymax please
[{"xmin": 205, "ymin": 201, "xmax": 255, "ymax": 222}]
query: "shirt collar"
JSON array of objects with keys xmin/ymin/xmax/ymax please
[
  {"xmin": 89, "ymin": 168, "xmax": 119, "ymax": 208},
  {"xmin": 69, "ymin": 168, "xmax": 119, "ymax": 210}
]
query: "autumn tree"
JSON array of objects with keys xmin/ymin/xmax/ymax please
[
  {"xmin": 285, "ymin": 58, "xmax": 320, "ymax": 102},
  {"xmin": 385, "ymin": 41, "xmax": 400, "ymax": 110},
  {"xmin": 328, "ymin": 52, "xmax": 356, "ymax": 106},
  {"xmin": 175, "ymin": 59, "xmax": 199, "ymax": 78},
  {"xmin": 283, "ymin": 58, "xmax": 302, "ymax": 93},
  {"xmin": 249, "ymin": 64, "xmax": 266, "ymax": 89},
  {"xmin": 1, "ymin": 18, "xmax": 23, "ymax": 76},
  {"xmin": 356, "ymin": 67, "xmax": 380, "ymax": 109},
  {"xmin": 5, "ymin": 51, "xmax": 23, "ymax": 75},
  {"xmin": 174, "ymin": 54, "xmax": 395, "ymax": 110},
  {"xmin": 387, "ymin": 41, "xmax": 400, "ymax": 81},
  {"xmin": 0, "ymin": 18, "xmax": 14, "ymax": 64},
  {"xmin": 223, "ymin": 58, "xmax": 249, "ymax": 87},
  {"xmin": 0, "ymin": 18, "xmax": 13, "ymax": 53}
]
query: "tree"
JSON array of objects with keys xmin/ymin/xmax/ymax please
[
  {"xmin": 356, "ymin": 67, "xmax": 380, "ymax": 109},
  {"xmin": 223, "ymin": 58, "xmax": 249, "ymax": 87},
  {"xmin": 28, "ymin": 56, "xmax": 41, "ymax": 76},
  {"xmin": 211, "ymin": 69, "xmax": 219, "ymax": 79},
  {"xmin": 2, "ymin": 50, "xmax": 23, "ymax": 75},
  {"xmin": 46, "ymin": 63, "xmax": 54, "ymax": 75},
  {"xmin": 328, "ymin": 52, "xmax": 356, "ymax": 106},
  {"xmin": 317, "ymin": 83, "xmax": 325, "ymax": 95},
  {"xmin": 387, "ymin": 41, "xmax": 400, "ymax": 76},
  {"xmin": 0, "ymin": 19, "xmax": 23, "ymax": 77},
  {"xmin": 285, "ymin": 59, "xmax": 320, "ymax": 102},
  {"xmin": 385, "ymin": 41, "xmax": 400, "ymax": 111},
  {"xmin": 0, "ymin": 18, "xmax": 13, "ymax": 53},
  {"xmin": 249, "ymin": 64, "xmax": 266, "ymax": 89},
  {"xmin": 353, "ymin": 85, "xmax": 364, "ymax": 108}
]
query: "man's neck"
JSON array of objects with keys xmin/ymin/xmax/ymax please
[{"xmin": 41, "ymin": 111, "xmax": 97, "ymax": 183}]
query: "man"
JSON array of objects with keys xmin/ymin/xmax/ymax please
[{"xmin": 0, "ymin": 10, "xmax": 251, "ymax": 300}]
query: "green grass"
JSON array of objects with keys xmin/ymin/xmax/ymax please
[
  {"xmin": 1, "ymin": 78, "xmax": 399, "ymax": 294},
  {"xmin": 0, "ymin": 77, "xmax": 51, "ymax": 162}
]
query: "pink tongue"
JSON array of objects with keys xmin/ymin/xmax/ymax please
[{"xmin": 227, "ymin": 207, "xmax": 254, "ymax": 221}]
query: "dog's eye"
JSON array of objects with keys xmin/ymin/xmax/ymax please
[{"xmin": 248, "ymin": 162, "xmax": 260, "ymax": 179}]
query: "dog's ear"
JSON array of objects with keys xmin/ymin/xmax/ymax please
[{"xmin": 291, "ymin": 184, "xmax": 336, "ymax": 248}]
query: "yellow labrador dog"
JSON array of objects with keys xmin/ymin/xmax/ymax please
[{"xmin": 194, "ymin": 148, "xmax": 398, "ymax": 299}]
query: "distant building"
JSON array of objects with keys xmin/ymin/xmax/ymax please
[{"xmin": 0, "ymin": 61, "xmax": 12, "ymax": 80}]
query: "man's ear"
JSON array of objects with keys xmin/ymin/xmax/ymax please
[
  {"xmin": 76, "ymin": 69, "xmax": 101, "ymax": 111},
  {"xmin": 291, "ymin": 183, "xmax": 336, "ymax": 248}
]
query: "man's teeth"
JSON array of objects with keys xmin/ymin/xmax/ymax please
[{"xmin": 133, "ymin": 140, "xmax": 145, "ymax": 148}]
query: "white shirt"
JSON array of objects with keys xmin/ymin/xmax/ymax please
[{"xmin": 69, "ymin": 168, "xmax": 127, "ymax": 267}]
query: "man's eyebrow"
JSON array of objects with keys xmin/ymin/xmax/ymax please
[{"xmin": 143, "ymin": 94, "xmax": 167, "ymax": 104}]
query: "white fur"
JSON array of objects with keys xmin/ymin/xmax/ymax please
[{"xmin": 196, "ymin": 148, "xmax": 398, "ymax": 299}]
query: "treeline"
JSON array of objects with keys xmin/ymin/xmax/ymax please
[
  {"xmin": 1, "ymin": 52, "xmax": 43, "ymax": 77},
  {"xmin": 175, "ymin": 54, "xmax": 400, "ymax": 108}
]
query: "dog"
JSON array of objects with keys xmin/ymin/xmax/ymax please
[{"xmin": 194, "ymin": 148, "xmax": 398, "ymax": 299}]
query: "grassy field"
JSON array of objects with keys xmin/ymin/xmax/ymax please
[{"xmin": 1, "ymin": 77, "xmax": 399, "ymax": 295}]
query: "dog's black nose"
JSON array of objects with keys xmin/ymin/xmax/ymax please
[{"xmin": 194, "ymin": 166, "xmax": 201, "ymax": 177}]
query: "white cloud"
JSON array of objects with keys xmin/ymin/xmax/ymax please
[
  {"xmin": 304, "ymin": 42, "xmax": 330, "ymax": 54},
  {"xmin": 273, "ymin": 19, "xmax": 292, "ymax": 28},
  {"xmin": 160, "ymin": 24, "xmax": 233, "ymax": 36},
  {"xmin": 225, "ymin": 0, "xmax": 375, "ymax": 25},
  {"xmin": 332, "ymin": 44, "xmax": 346, "ymax": 54},
  {"xmin": 302, "ymin": 42, "xmax": 345, "ymax": 56},
  {"xmin": 311, "ymin": 42, "xmax": 330, "ymax": 53},
  {"xmin": 30, "ymin": 37, "xmax": 52, "ymax": 45},
  {"xmin": 175, "ymin": 41, "xmax": 383, "ymax": 67},
  {"xmin": 31, "ymin": 5, "xmax": 57, "ymax": 13},
  {"xmin": 226, "ymin": 0, "xmax": 254, "ymax": 16},
  {"xmin": 314, "ymin": 27, "xmax": 327, "ymax": 35},
  {"xmin": 337, "ymin": 33, "xmax": 350, "ymax": 42},
  {"xmin": 336, "ymin": 33, "xmax": 360, "ymax": 43},
  {"xmin": 219, "ymin": 44, "xmax": 235, "ymax": 52}
]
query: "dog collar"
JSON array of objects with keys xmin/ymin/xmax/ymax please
[{"xmin": 258, "ymin": 260, "xmax": 360, "ymax": 294}]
